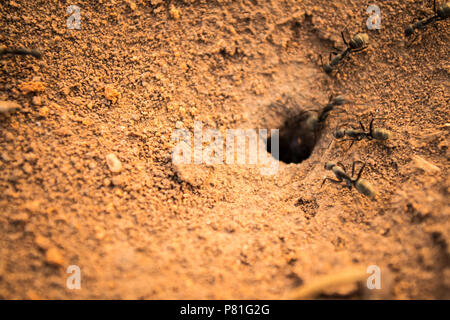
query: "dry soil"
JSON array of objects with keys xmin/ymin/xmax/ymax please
[{"xmin": 0, "ymin": 0, "xmax": 449, "ymax": 299}]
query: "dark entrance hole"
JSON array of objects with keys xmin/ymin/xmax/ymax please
[{"xmin": 266, "ymin": 112, "xmax": 320, "ymax": 164}]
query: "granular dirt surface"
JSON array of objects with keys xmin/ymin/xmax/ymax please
[{"xmin": 0, "ymin": 0, "xmax": 449, "ymax": 299}]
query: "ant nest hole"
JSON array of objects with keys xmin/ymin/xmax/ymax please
[{"xmin": 266, "ymin": 104, "xmax": 325, "ymax": 164}]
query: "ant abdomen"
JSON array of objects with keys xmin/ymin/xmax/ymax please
[
  {"xmin": 332, "ymin": 95, "xmax": 347, "ymax": 106},
  {"xmin": 349, "ymin": 33, "xmax": 369, "ymax": 50},
  {"xmin": 437, "ymin": 2, "xmax": 450, "ymax": 18},
  {"xmin": 355, "ymin": 179, "xmax": 375, "ymax": 198},
  {"xmin": 306, "ymin": 114, "xmax": 319, "ymax": 131},
  {"xmin": 372, "ymin": 128, "xmax": 390, "ymax": 140}
]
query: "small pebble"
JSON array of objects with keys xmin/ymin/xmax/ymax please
[
  {"xmin": 22, "ymin": 162, "xmax": 33, "ymax": 174},
  {"xmin": 35, "ymin": 235, "xmax": 51, "ymax": 249},
  {"xmin": 106, "ymin": 153, "xmax": 122, "ymax": 173},
  {"xmin": 170, "ymin": 5, "xmax": 181, "ymax": 20},
  {"xmin": 103, "ymin": 178, "xmax": 111, "ymax": 186},
  {"xmin": 10, "ymin": 212, "xmax": 29, "ymax": 223},
  {"xmin": 4, "ymin": 132, "xmax": 14, "ymax": 141},
  {"xmin": 111, "ymin": 175, "xmax": 125, "ymax": 186},
  {"xmin": 39, "ymin": 106, "xmax": 49, "ymax": 117},
  {"xmin": 32, "ymin": 96, "xmax": 42, "ymax": 106},
  {"xmin": 104, "ymin": 85, "xmax": 121, "ymax": 103},
  {"xmin": 45, "ymin": 248, "xmax": 65, "ymax": 266},
  {"xmin": 0, "ymin": 100, "xmax": 21, "ymax": 114},
  {"xmin": 412, "ymin": 155, "xmax": 440, "ymax": 174}
]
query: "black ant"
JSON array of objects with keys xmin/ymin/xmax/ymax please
[
  {"xmin": 321, "ymin": 161, "xmax": 375, "ymax": 198},
  {"xmin": 320, "ymin": 29, "xmax": 369, "ymax": 74},
  {"xmin": 289, "ymin": 95, "xmax": 349, "ymax": 161},
  {"xmin": 0, "ymin": 46, "xmax": 42, "ymax": 59},
  {"xmin": 302, "ymin": 94, "xmax": 348, "ymax": 132},
  {"xmin": 405, "ymin": 1, "xmax": 449, "ymax": 38},
  {"xmin": 333, "ymin": 116, "xmax": 391, "ymax": 149},
  {"xmin": 267, "ymin": 94, "xmax": 347, "ymax": 164}
]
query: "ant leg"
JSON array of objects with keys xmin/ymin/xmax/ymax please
[
  {"xmin": 433, "ymin": 0, "xmax": 436, "ymax": 14},
  {"xmin": 339, "ymin": 138, "xmax": 358, "ymax": 151},
  {"xmin": 406, "ymin": 33, "xmax": 420, "ymax": 47},
  {"xmin": 341, "ymin": 29, "xmax": 349, "ymax": 47},
  {"xmin": 369, "ymin": 117, "xmax": 375, "ymax": 137},
  {"xmin": 334, "ymin": 121, "xmax": 342, "ymax": 132},
  {"xmin": 319, "ymin": 54, "xmax": 333, "ymax": 70},
  {"xmin": 359, "ymin": 121, "xmax": 366, "ymax": 132},
  {"xmin": 300, "ymin": 109, "xmax": 314, "ymax": 115},
  {"xmin": 334, "ymin": 121, "xmax": 345, "ymax": 136},
  {"xmin": 351, "ymin": 160, "xmax": 357, "ymax": 177},
  {"xmin": 352, "ymin": 161, "xmax": 366, "ymax": 180},
  {"xmin": 336, "ymin": 162, "xmax": 347, "ymax": 172},
  {"xmin": 356, "ymin": 162, "xmax": 366, "ymax": 181},
  {"xmin": 321, "ymin": 177, "xmax": 343, "ymax": 188},
  {"xmin": 332, "ymin": 107, "xmax": 348, "ymax": 115},
  {"xmin": 268, "ymin": 101, "xmax": 284, "ymax": 109},
  {"xmin": 331, "ymin": 123, "xmax": 344, "ymax": 147},
  {"xmin": 341, "ymin": 135, "xmax": 363, "ymax": 142},
  {"xmin": 329, "ymin": 52, "xmax": 335, "ymax": 61},
  {"xmin": 351, "ymin": 160, "xmax": 364, "ymax": 177},
  {"xmin": 332, "ymin": 43, "xmax": 342, "ymax": 52},
  {"xmin": 347, "ymin": 139, "xmax": 355, "ymax": 151},
  {"xmin": 328, "ymin": 94, "xmax": 334, "ymax": 104},
  {"xmin": 341, "ymin": 136, "xmax": 362, "ymax": 142},
  {"xmin": 340, "ymin": 137, "xmax": 360, "ymax": 143},
  {"xmin": 351, "ymin": 46, "xmax": 368, "ymax": 53},
  {"xmin": 299, "ymin": 109, "xmax": 316, "ymax": 120},
  {"xmin": 327, "ymin": 138, "xmax": 337, "ymax": 149}
]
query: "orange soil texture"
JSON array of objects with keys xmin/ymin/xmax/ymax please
[{"xmin": 0, "ymin": 0, "xmax": 449, "ymax": 299}]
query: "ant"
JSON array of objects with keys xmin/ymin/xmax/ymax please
[
  {"xmin": 321, "ymin": 161, "xmax": 375, "ymax": 199},
  {"xmin": 405, "ymin": 1, "xmax": 449, "ymax": 37},
  {"xmin": 0, "ymin": 46, "xmax": 42, "ymax": 59},
  {"xmin": 320, "ymin": 29, "xmax": 369, "ymax": 74},
  {"xmin": 302, "ymin": 94, "xmax": 348, "ymax": 132},
  {"xmin": 268, "ymin": 94, "xmax": 347, "ymax": 163},
  {"xmin": 333, "ymin": 116, "xmax": 391, "ymax": 149}
]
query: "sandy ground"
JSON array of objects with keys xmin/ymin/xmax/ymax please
[{"xmin": 0, "ymin": 0, "xmax": 449, "ymax": 299}]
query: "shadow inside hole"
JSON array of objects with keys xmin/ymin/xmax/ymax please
[{"xmin": 266, "ymin": 113, "xmax": 319, "ymax": 164}]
